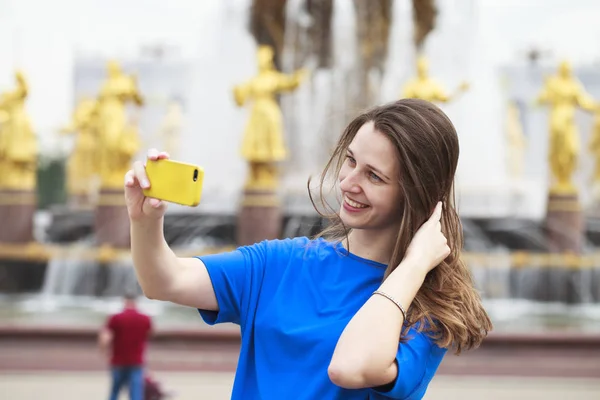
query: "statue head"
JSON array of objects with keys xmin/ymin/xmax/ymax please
[
  {"xmin": 257, "ymin": 45, "xmax": 275, "ymax": 71},
  {"xmin": 106, "ymin": 60, "xmax": 123, "ymax": 77},
  {"xmin": 416, "ymin": 56, "xmax": 429, "ymax": 79},
  {"xmin": 558, "ymin": 60, "xmax": 572, "ymax": 77}
]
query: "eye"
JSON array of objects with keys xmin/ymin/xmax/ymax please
[
  {"xmin": 369, "ymin": 172, "xmax": 382, "ymax": 182},
  {"xmin": 345, "ymin": 155, "xmax": 356, "ymax": 166}
]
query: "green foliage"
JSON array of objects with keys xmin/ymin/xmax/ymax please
[{"xmin": 36, "ymin": 156, "xmax": 67, "ymax": 210}]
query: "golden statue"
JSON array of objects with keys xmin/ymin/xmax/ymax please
[
  {"xmin": 233, "ymin": 45, "xmax": 307, "ymax": 188},
  {"xmin": 61, "ymin": 97, "xmax": 100, "ymax": 199},
  {"xmin": 588, "ymin": 106, "xmax": 600, "ymax": 185},
  {"xmin": 96, "ymin": 60, "xmax": 144, "ymax": 189},
  {"xmin": 535, "ymin": 60, "xmax": 596, "ymax": 195},
  {"xmin": 402, "ymin": 55, "xmax": 469, "ymax": 103},
  {"xmin": 505, "ymin": 101, "xmax": 527, "ymax": 180},
  {"xmin": 0, "ymin": 70, "xmax": 38, "ymax": 190},
  {"xmin": 155, "ymin": 100, "xmax": 183, "ymax": 158}
]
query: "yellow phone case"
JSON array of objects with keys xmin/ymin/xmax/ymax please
[{"xmin": 143, "ymin": 159, "xmax": 204, "ymax": 207}]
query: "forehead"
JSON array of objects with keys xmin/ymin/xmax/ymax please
[{"xmin": 348, "ymin": 122, "xmax": 398, "ymax": 174}]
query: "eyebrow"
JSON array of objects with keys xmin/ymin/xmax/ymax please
[{"xmin": 347, "ymin": 148, "xmax": 391, "ymax": 181}]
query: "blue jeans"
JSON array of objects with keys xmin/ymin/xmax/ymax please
[{"xmin": 109, "ymin": 365, "xmax": 144, "ymax": 400}]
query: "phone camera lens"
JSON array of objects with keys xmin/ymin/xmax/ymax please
[{"xmin": 193, "ymin": 169, "xmax": 198, "ymax": 182}]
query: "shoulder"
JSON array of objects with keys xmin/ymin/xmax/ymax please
[
  {"xmin": 107, "ymin": 312, "xmax": 122, "ymax": 326},
  {"xmin": 136, "ymin": 310, "xmax": 151, "ymax": 321},
  {"xmin": 254, "ymin": 236, "xmax": 338, "ymax": 259},
  {"xmin": 235, "ymin": 237, "xmax": 341, "ymax": 269},
  {"xmin": 140, "ymin": 313, "xmax": 152, "ymax": 327}
]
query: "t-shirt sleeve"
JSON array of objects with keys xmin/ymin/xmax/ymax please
[
  {"xmin": 371, "ymin": 330, "xmax": 447, "ymax": 400},
  {"xmin": 195, "ymin": 241, "xmax": 269, "ymax": 327}
]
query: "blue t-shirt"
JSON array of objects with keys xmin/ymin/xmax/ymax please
[{"xmin": 197, "ymin": 237, "xmax": 446, "ymax": 399}]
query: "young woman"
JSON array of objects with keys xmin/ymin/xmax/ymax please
[{"xmin": 125, "ymin": 98, "xmax": 492, "ymax": 399}]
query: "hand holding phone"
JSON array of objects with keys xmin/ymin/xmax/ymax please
[
  {"xmin": 124, "ymin": 150, "xmax": 204, "ymax": 223},
  {"xmin": 143, "ymin": 159, "xmax": 204, "ymax": 207}
]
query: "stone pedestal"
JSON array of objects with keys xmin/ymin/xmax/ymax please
[
  {"xmin": 236, "ymin": 189, "xmax": 282, "ymax": 246},
  {"xmin": 545, "ymin": 193, "xmax": 583, "ymax": 253},
  {"xmin": 540, "ymin": 193, "xmax": 584, "ymax": 303},
  {"xmin": 0, "ymin": 189, "xmax": 36, "ymax": 243},
  {"xmin": 94, "ymin": 188, "xmax": 130, "ymax": 249}
]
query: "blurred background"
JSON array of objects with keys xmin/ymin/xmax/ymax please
[{"xmin": 1, "ymin": 0, "xmax": 600, "ymax": 399}]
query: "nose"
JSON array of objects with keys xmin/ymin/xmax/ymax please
[{"xmin": 339, "ymin": 169, "xmax": 361, "ymax": 194}]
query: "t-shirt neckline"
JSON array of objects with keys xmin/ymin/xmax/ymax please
[{"xmin": 333, "ymin": 240, "xmax": 388, "ymax": 269}]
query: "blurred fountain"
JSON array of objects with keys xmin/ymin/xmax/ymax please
[
  {"xmin": 1, "ymin": 0, "xmax": 600, "ymax": 335},
  {"xmin": 0, "ymin": 210, "xmax": 234, "ymax": 329}
]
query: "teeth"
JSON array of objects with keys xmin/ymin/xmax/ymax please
[{"xmin": 346, "ymin": 197, "xmax": 368, "ymax": 208}]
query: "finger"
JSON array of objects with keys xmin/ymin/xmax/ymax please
[
  {"xmin": 143, "ymin": 197, "xmax": 168, "ymax": 215},
  {"xmin": 149, "ymin": 198, "xmax": 162, "ymax": 208},
  {"xmin": 429, "ymin": 202, "xmax": 443, "ymax": 223},
  {"xmin": 124, "ymin": 170, "xmax": 136, "ymax": 187},
  {"xmin": 157, "ymin": 151, "xmax": 170, "ymax": 160},
  {"xmin": 133, "ymin": 161, "xmax": 150, "ymax": 189},
  {"xmin": 147, "ymin": 148, "xmax": 160, "ymax": 160}
]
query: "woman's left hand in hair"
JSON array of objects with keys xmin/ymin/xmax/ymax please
[{"xmin": 403, "ymin": 201, "xmax": 450, "ymax": 275}]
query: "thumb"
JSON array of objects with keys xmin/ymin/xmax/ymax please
[
  {"xmin": 429, "ymin": 201, "xmax": 442, "ymax": 223},
  {"xmin": 142, "ymin": 197, "xmax": 168, "ymax": 216}
]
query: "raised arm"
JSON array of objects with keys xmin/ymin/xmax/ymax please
[
  {"xmin": 233, "ymin": 81, "xmax": 251, "ymax": 107},
  {"xmin": 276, "ymin": 69, "xmax": 308, "ymax": 92},
  {"xmin": 329, "ymin": 203, "xmax": 449, "ymax": 391},
  {"xmin": 126, "ymin": 149, "xmax": 217, "ymax": 310},
  {"xmin": 574, "ymin": 81, "xmax": 596, "ymax": 112},
  {"xmin": 15, "ymin": 71, "xmax": 29, "ymax": 99},
  {"xmin": 446, "ymin": 81, "xmax": 469, "ymax": 103},
  {"xmin": 535, "ymin": 77, "xmax": 552, "ymax": 105}
]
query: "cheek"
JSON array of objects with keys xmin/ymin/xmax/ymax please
[
  {"xmin": 338, "ymin": 164, "xmax": 350, "ymax": 182},
  {"xmin": 373, "ymin": 187, "xmax": 402, "ymax": 215}
]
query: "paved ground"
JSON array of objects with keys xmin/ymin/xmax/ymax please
[
  {"xmin": 1, "ymin": 371, "xmax": 600, "ymax": 400},
  {"xmin": 2, "ymin": 319, "xmax": 600, "ymax": 399},
  {"xmin": 3, "ymin": 327, "xmax": 600, "ymax": 378}
]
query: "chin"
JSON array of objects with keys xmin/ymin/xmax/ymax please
[{"xmin": 339, "ymin": 209, "xmax": 363, "ymax": 229}]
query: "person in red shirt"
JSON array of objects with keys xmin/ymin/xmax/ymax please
[{"xmin": 98, "ymin": 291, "xmax": 153, "ymax": 400}]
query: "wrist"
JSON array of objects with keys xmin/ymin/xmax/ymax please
[
  {"xmin": 130, "ymin": 218, "xmax": 166, "ymax": 249},
  {"xmin": 378, "ymin": 262, "xmax": 426, "ymax": 307},
  {"xmin": 396, "ymin": 256, "xmax": 430, "ymax": 281},
  {"xmin": 131, "ymin": 216, "xmax": 163, "ymax": 232}
]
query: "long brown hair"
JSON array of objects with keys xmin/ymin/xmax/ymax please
[{"xmin": 308, "ymin": 98, "xmax": 492, "ymax": 354}]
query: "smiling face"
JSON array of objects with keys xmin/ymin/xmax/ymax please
[{"xmin": 338, "ymin": 121, "xmax": 403, "ymax": 234}]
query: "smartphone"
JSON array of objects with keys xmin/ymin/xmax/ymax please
[{"xmin": 143, "ymin": 159, "xmax": 204, "ymax": 207}]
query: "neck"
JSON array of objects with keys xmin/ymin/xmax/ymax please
[{"xmin": 345, "ymin": 228, "xmax": 396, "ymax": 265}]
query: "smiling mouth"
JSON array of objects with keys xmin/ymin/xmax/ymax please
[{"xmin": 344, "ymin": 196, "xmax": 369, "ymax": 209}]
